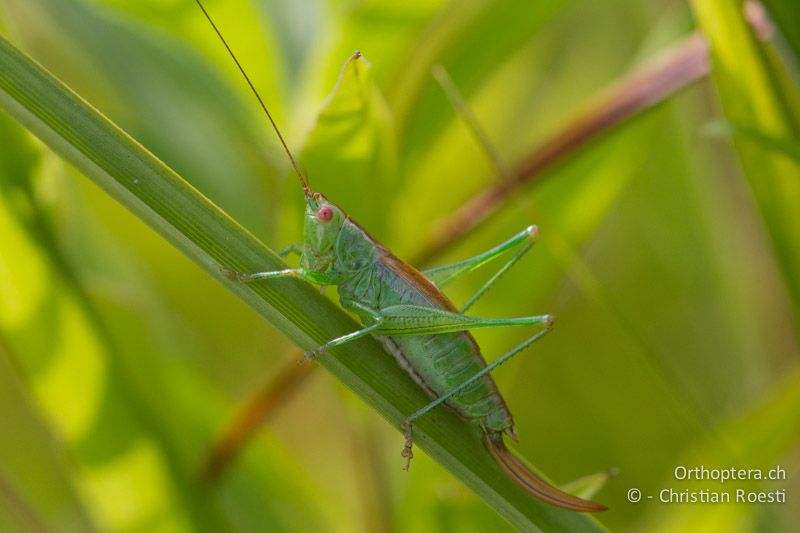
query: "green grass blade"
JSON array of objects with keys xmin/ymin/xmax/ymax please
[
  {"xmin": 761, "ymin": 0, "xmax": 800, "ymax": 61},
  {"xmin": 0, "ymin": 111, "xmax": 323, "ymax": 532},
  {"xmin": 692, "ymin": 0, "xmax": 800, "ymax": 319},
  {"xmin": 735, "ymin": 125, "xmax": 800, "ymax": 163},
  {"xmin": 0, "ymin": 341, "xmax": 97, "ymax": 533},
  {"xmin": 0, "ymin": 34, "xmax": 605, "ymax": 532}
]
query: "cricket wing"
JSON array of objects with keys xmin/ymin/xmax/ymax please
[{"xmin": 378, "ymin": 251, "xmax": 461, "ymax": 312}]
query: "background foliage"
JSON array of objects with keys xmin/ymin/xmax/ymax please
[{"xmin": 0, "ymin": 0, "xmax": 798, "ymax": 531}]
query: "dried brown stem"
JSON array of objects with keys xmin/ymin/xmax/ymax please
[
  {"xmin": 411, "ymin": 32, "xmax": 711, "ymax": 265},
  {"xmin": 202, "ymin": 353, "xmax": 315, "ymax": 482}
]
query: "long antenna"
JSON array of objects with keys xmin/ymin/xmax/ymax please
[{"xmin": 194, "ymin": 0, "xmax": 312, "ymax": 197}]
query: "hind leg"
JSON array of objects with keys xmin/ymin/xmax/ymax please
[{"xmin": 400, "ymin": 323, "xmax": 552, "ymax": 469}]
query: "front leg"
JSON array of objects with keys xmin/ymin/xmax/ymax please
[
  {"xmin": 222, "ymin": 259, "xmax": 306, "ymax": 284},
  {"xmin": 222, "ymin": 267, "xmax": 304, "ymax": 282},
  {"xmin": 221, "ymin": 242, "xmax": 304, "ymax": 281},
  {"xmin": 278, "ymin": 243, "xmax": 303, "ymax": 258}
]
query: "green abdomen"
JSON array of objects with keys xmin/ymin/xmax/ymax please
[{"xmin": 339, "ymin": 257, "xmax": 514, "ymax": 433}]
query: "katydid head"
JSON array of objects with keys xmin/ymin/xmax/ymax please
[{"xmin": 301, "ymin": 192, "xmax": 346, "ymax": 274}]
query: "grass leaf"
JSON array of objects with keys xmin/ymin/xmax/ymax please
[
  {"xmin": 0, "ymin": 34, "xmax": 604, "ymax": 532},
  {"xmin": 692, "ymin": 0, "xmax": 800, "ymax": 318}
]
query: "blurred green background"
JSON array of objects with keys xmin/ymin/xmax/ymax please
[{"xmin": 0, "ymin": 0, "xmax": 798, "ymax": 531}]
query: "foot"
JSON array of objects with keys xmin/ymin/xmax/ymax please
[
  {"xmin": 401, "ymin": 421, "xmax": 414, "ymax": 471},
  {"xmin": 220, "ymin": 266, "xmax": 245, "ymax": 281},
  {"xmin": 298, "ymin": 350, "xmax": 319, "ymax": 365}
]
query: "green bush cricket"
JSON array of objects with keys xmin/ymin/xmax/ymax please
[{"xmin": 196, "ymin": 0, "xmax": 607, "ymax": 513}]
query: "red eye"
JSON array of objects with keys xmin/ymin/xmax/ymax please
[{"xmin": 316, "ymin": 205, "xmax": 333, "ymax": 222}]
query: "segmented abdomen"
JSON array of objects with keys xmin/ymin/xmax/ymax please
[{"xmin": 339, "ymin": 254, "xmax": 514, "ymax": 433}]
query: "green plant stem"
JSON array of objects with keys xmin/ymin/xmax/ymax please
[
  {"xmin": 692, "ymin": 0, "xmax": 800, "ymax": 323},
  {"xmin": 0, "ymin": 35, "xmax": 604, "ymax": 532}
]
